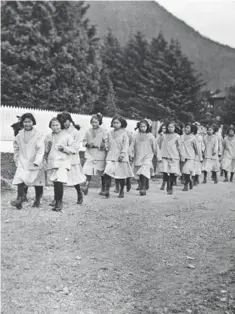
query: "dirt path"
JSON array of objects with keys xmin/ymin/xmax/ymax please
[{"xmin": 1, "ymin": 179, "xmax": 235, "ymax": 314}]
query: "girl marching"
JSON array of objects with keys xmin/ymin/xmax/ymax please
[
  {"xmin": 221, "ymin": 126, "xmax": 235, "ymax": 182},
  {"xmin": 11, "ymin": 113, "xmax": 45, "ymax": 209},
  {"xmin": 180, "ymin": 123, "xmax": 199, "ymax": 191},
  {"xmin": 57, "ymin": 112, "xmax": 86, "ymax": 204},
  {"xmin": 45, "ymin": 118, "xmax": 76, "ymax": 211},
  {"xmin": 157, "ymin": 124, "xmax": 167, "ymax": 190},
  {"xmin": 192, "ymin": 123, "xmax": 204, "ymax": 186},
  {"xmin": 158, "ymin": 121, "xmax": 183, "ymax": 195},
  {"xmin": 103, "ymin": 116, "xmax": 134, "ymax": 199},
  {"xmin": 202, "ymin": 125, "xmax": 219, "ymax": 184},
  {"xmin": 82, "ymin": 113, "xmax": 107, "ymax": 195},
  {"xmin": 129, "ymin": 119, "xmax": 160, "ymax": 196}
]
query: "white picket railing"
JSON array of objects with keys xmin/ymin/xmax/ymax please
[{"xmin": 0, "ymin": 106, "xmax": 139, "ymax": 153}]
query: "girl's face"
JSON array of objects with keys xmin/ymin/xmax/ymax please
[
  {"xmin": 91, "ymin": 118, "xmax": 99, "ymax": 129},
  {"xmin": 23, "ymin": 118, "xmax": 33, "ymax": 131},
  {"xmin": 207, "ymin": 128, "xmax": 214, "ymax": 135},
  {"xmin": 168, "ymin": 123, "xmax": 175, "ymax": 133},
  {"xmin": 162, "ymin": 126, "xmax": 166, "ymax": 133},
  {"xmin": 51, "ymin": 120, "xmax": 62, "ymax": 133},
  {"xmin": 185, "ymin": 125, "xmax": 191, "ymax": 135},
  {"xmin": 140, "ymin": 122, "xmax": 147, "ymax": 133},
  {"xmin": 228, "ymin": 129, "xmax": 235, "ymax": 137},
  {"xmin": 63, "ymin": 119, "xmax": 71, "ymax": 129},
  {"xmin": 113, "ymin": 119, "xmax": 122, "ymax": 130}
]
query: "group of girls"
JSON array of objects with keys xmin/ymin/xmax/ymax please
[{"xmin": 10, "ymin": 112, "xmax": 235, "ymax": 211}]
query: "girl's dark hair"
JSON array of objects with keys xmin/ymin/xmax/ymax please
[
  {"xmin": 20, "ymin": 113, "xmax": 36, "ymax": 127},
  {"xmin": 91, "ymin": 113, "xmax": 103, "ymax": 125},
  {"xmin": 158, "ymin": 124, "xmax": 167, "ymax": 134},
  {"xmin": 57, "ymin": 112, "xmax": 80, "ymax": 130},
  {"xmin": 227, "ymin": 126, "xmax": 235, "ymax": 135},
  {"xmin": 135, "ymin": 122, "xmax": 140, "ymax": 131},
  {"xmin": 49, "ymin": 117, "xmax": 63, "ymax": 129},
  {"xmin": 137, "ymin": 119, "xmax": 151, "ymax": 133},
  {"xmin": 111, "ymin": 115, "xmax": 127, "ymax": 128},
  {"xmin": 207, "ymin": 125, "xmax": 216, "ymax": 133},
  {"xmin": 185, "ymin": 123, "xmax": 198, "ymax": 135},
  {"xmin": 166, "ymin": 121, "xmax": 177, "ymax": 134}
]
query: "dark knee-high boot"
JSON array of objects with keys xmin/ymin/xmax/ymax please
[
  {"xmin": 11, "ymin": 183, "xmax": 25, "ymax": 209},
  {"xmin": 104, "ymin": 174, "xmax": 111, "ymax": 198},
  {"xmin": 212, "ymin": 171, "xmax": 218, "ymax": 184},
  {"xmin": 230, "ymin": 172, "xmax": 234, "ymax": 182},
  {"xmin": 202, "ymin": 171, "xmax": 207, "ymax": 184},
  {"xmin": 139, "ymin": 175, "xmax": 147, "ymax": 196},
  {"xmin": 83, "ymin": 175, "xmax": 91, "ymax": 195},
  {"xmin": 145, "ymin": 178, "xmax": 149, "ymax": 191},
  {"xmin": 168, "ymin": 174, "xmax": 175, "ymax": 195},
  {"xmin": 74, "ymin": 184, "xmax": 83, "ymax": 204},
  {"xmin": 182, "ymin": 174, "xmax": 189, "ymax": 191},
  {"xmin": 126, "ymin": 178, "xmax": 131, "ymax": 192},
  {"xmin": 160, "ymin": 173, "xmax": 168, "ymax": 190},
  {"xmin": 32, "ymin": 186, "xmax": 43, "ymax": 207},
  {"xmin": 22, "ymin": 186, "xmax": 28, "ymax": 202},
  {"xmin": 223, "ymin": 170, "xmax": 228, "ymax": 182},
  {"xmin": 52, "ymin": 182, "xmax": 63, "ymax": 211},
  {"xmin": 99, "ymin": 176, "xmax": 106, "ymax": 195},
  {"xmin": 114, "ymin": 179, "xmax": 119, "ymax": 193},
  {"xmin": 118, "ymin": 179, "xmax": 125, "ymax": 198}
]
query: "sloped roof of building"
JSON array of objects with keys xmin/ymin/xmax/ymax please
[{"xmin": 210, "ymin": 91, "xmax": 227, "ymax": 99}]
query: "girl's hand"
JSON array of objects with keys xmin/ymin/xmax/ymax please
[
  {"xmin": 57, "ymin": 145, "xmax": 64, "ymax": 152},
  {"xmin": 33, "ymin": 163, "xmax": 38, "ymax": 167},
  {"xmin": 118, "ymin": 155, "xmax": 124, "ymax": 162}
]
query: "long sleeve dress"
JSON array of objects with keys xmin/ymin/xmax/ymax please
[
  {"xmin": 181, "ymin": 134, "xmax": 198, "ymax": 175},
  {"xmin": 221, "ymin": 135, "xmax": 235, "ymax": 173},
  {"xmin": 104, "ymin": 128, "xmax": 134, "ymax": 179},
  {"xmin": 193, "ymin": 134, "xmax": 204, "ymax": 176},
  {"xmin": 202, "ymin": 134, "xmax": 219, "ymax": 172},
  {"xmin": 12, "ymin": 128, "xmax": 45, "ymax": 186},
  {"xmin": 83, "ymin": 127, "xmax": 107, "ymax": 176},
  {"xmin": 159, "ymin": 133, "xmax": 182, "ymax": 176},
  {"xmin": 64, "ymin": 124, "xmax": 86, "ymax": 185},
  {"xmin": 45, "ymin": 130, "xmax": 76, "ymax": 184},
  {"xmin": 129, "ymin": 132, "xmax": 159, "ymax": 179}
]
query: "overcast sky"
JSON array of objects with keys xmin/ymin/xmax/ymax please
[{"xmin": 156, "ymin": 0, "xmax": 235, "ymax": 48}]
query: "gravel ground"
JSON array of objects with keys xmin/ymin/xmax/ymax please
[{"xmin": 1, "ymin": 176, "xmax": 235, "ymax": 314}]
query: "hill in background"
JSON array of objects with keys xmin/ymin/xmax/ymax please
[{"xmin": 86, "ymin": 1, "xmax": 235, "ymax": 90}]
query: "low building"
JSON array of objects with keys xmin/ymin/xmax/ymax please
[{"xmin": 208, "ymin": 91, "xmax": 227, "ymax": 118}]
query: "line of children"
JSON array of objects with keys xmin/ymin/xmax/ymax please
[{"xmin": 10, "ymin": 113, "xmax": 234, "ymax": 211}]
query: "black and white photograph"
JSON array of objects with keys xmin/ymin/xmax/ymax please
[{"xmin": 1, "ymin": 0, "xmax": 235, "ymax": 313}]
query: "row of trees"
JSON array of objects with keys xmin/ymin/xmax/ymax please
[{"xmin": 1, "ymin": 1, "xmax": 234, "ymax": 124}]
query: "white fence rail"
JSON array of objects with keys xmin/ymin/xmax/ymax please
[{"xmin": 0, "ymin": 106, "xmax": 139, "ymax": 153}]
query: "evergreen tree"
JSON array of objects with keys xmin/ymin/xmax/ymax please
[
  {"xmin": 1, "ymin": 1, "xmax": 101, "ymax": 113},
  {"xmin": 222, "ymin": 85, "xmax": 235, "ymax": 125}
]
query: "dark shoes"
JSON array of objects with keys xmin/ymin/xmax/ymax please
[{"xmin": 10, "ymin": 197, "xmax": 23, "ymax": 210}]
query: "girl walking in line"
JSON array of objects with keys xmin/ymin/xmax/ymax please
[
  {"xmin": 103, "ymin": 116, "xmax": 134, "ymax": 199},
  {"xmin": 158, "ymin": 121, "xmax": 183, "ymax": 195},
  {"xmin": 157, "ymin": 124, "xmax": 167, "ymax": 190},
  {"xmin": 221, "ymin": 126, "xmax": 235, "ymax": 182},
  {"xmin": 57, "ymin": 112, "xmax": 86, "ymax": 204},
  {"xmin": 129, "ymin": 119, "xmax": 160, "ymax": 196},
  {"xmin": 114, "ymin": 128, "xmax": 133, "ymax": 193},
  {"xmin": 202, "ymin": 125, "xmax": 219, "ymax": 184},
  {"xmin": 181, "ymin": 123, "xmax": 198, "ymax": 191},
  {"xmin": 11, "ymin": 113, "xmax": 45, "ymax": 209},
  {"xmin": 46, "ymin": 118, "xmax": 76, "ymax": 212},
  {"xmin": 192, "ymin": 123, "xmax": 204, "ymax": 186},
  {"xmin": 82, "ymin": 113, "xmax": 107, "ymax": 195}
]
